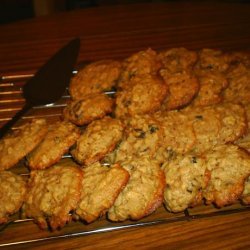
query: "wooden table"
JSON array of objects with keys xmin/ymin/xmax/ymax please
[{"xmin": 0, "ymin": 2, "xmax": 250, "ymax": 249}]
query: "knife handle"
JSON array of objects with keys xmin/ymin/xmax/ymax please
[{"xmin": 0, "ymin": 103, "xmax": 32, "ymax": 140}]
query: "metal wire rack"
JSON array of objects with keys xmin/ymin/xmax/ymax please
[{"xmin": 0, "ymin": 73, "xmax": 249, "ymax": 247}]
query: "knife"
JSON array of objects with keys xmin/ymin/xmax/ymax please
[{"xmin": 0, "ymin": 38, "xmax": 80, "ymax": 139}]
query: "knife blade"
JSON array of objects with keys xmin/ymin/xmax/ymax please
[{"xmin": 0, "ymin": 38, "xmax": 80, "ymax": 139}]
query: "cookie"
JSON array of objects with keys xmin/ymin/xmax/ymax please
[
  {"xmin": 108, "ymin": 156, "xmax": 165, "ymax": 221},
  {"xmin": 203, "ymin": 144, "xmax": 250, "ymax": 207},
  {"xmin": 244, "ymin": 103, "xmax": 250, "ymax": 129},
  {"xmin": 186, "ymin": 106, "xmax": 222, "ymax": 154},
  {"xmin": 241, "ymin": 176, "xmax": 250, "ymax": 205},
  {"xmin": 71, "ymin": 116, "xmax": 124, "ymax": 165},
  {"xmin": 224, "ymin": 59, "xmax": 250, "ymax": 105},
  {"xmin": 154, "ymin": 110, "xmax": 196, "ymax": 156},
  {"xmin": 0, "ymin": 171, "xmax": 27, "ymax": 224},
  {"xmin": 118, "ymin": 48, "xmax": 161, "ymax": 90},
  {"xmin": 158, "ymin": 48, "xmax": 199, "ymax": 110},
  {"xmin": 75, "ymin": 162, "xmax": 129, "ymax": 223},
  {"xmin": 235, "ymin": 103, "xmax": 250, "ymax": 152},
  {"xmin": 225, "ymin": 51, "xmax": 250, "ymax": 71},
  {"xmin": 160, "ymin": 71, "xmax": 199, "ymax": 110},
  {"xmin": 0, "ymin": 119, "xmax": 48, "ymax": 171},
  {"xmin": 63, "ymin": 93, "xmax": 115, "ymax": 126},
  {"xmin": 162, "ymin": 154, "xmax": 209, "ymax": 212},
  {"xmin": 239, "ymin": 139, "xmax": 250, "ymax": 152},
  {"xmin": 27, "ymin": 121, "xmax": 80, "ymax": 170},
  {"xmin": 236, "ymin": 134, "xmax": 250, "ymax": 153},
  {"xmin": 115, "ymin": 74, "xmax": 168, "ymax": 118},
  {"xmin": 158, "ymin": 47, "xmax": 198, "ymax": 74},
  {"xmin": 115, "ymin": 114, "xmax": 164, "ymax": 163},
  {"xmin": 192, "ymin": 72, "xmax": 228, "ymax": 107},
  {"xmin": 69, "ymin": 60, "xmax": 121, "ymax": 100},
  {"xmin": 183, "ymin": 103, "xmax": 247, "ymax": 154},
  {"xmin": 195, "ymin": 48, "xmax": 229, "ymax": 73},
  {"xmin": 22, "ymin": 159, "xmax": 83, "ymax": 230},
  {"xmin": 215, "ymin": 103, "xmax": 247, "ymax": 143}
]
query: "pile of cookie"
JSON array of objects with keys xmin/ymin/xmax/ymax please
[{"xmin": 0, "ymin": 48, "xmax": 250, "ymax": 230}]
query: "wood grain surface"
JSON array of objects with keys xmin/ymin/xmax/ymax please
[
  {"xmin": 0, "ymin": 1, "xmax": 250, "ymax": 75},
  {"xmin": 0, "ymin": 1, "xmax": 250, "ymax": 249}
]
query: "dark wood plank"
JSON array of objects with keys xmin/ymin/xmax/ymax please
[{"xmin": 0, "ymin": 2, "xmax": 250, "ymax": 75}]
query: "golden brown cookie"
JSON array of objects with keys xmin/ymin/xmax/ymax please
[
  {"xmin": 22, "ymin": 159, "xmax": 83, "ymax": 230},
  {"xmin": 203, "ymin": 144, "xmax": 250, "ymax": 207},
  {"xmin": 158, "ymin": 48, "xmax": 199, "ymax": 110},
  {"xmin": 115, "ymin": 74, "xmax": 168, "ymax": 118},
  {"xmin": 243, "ymin": 103, "xmax": 249, "ymax": 128},
  {"xmin": 75, "ymin": 162, "xmax": 129, "ymax": 223},
  {"xmin": 215, "ymin": 103, "xmax": 247, "ymax": 143},
  {"xmin": 223, "ymin": 59, "xmax": 250, "ymax": 105},
  {"xmin": 26, "ymin": 121, "xmax": 80, "ymax": 170},
  {"xmin": 187, "ymin": 106, "xmax": 222, "ymax": 154},
  {"xmin": 236, "ymin": 130, "xmax": 250, "ymax": 154},
  {"xmin": 108, "ymin": 156, "xmax": 165, "ymax": 221},
  {"xmin": 63, "ymin": 93, "xmax": 115, "ymax": 126},
  {"xmin": 183, "ymin": 103, "xmax": 247, "ymax": 154},
  {"xmin": 160, "ymin": 71, "xmax": 199, "ymax": 110},
  {"xmin": 0, "ymin": 171, "xmax": 27, "ymax": 224},
  {"xmin": 118, "ymin": 48, "xmax": 161, "ymax": 90},
  {"xmin": 236, "ymin": 134, "xmax": 250, "ymax": 153},
  {"xmin": 192, "ymin": 72, "xmax": 229, "ymax": 107},
  {"xmin": 158, "ymin": 47, "xmax": 198, "ymax": 74},
  {"xmin": 0, "ymin": 119, "xmax": 48, "ymax": 171},
  {"xmin": 69, "ymin": 60, "xmax": 121, "ymax": 100},
  {"xmin": 235, "ymin": 103, "xmax": 250, "ymax": 153},
  {"xmin": 162, "ymin": 154, "xmax": 209, "ymax": 212},
  {"xmin": 225, "ymin": 51, "xmax": 250, "ymax": 72},
  {"xmin": 195, "ymin": 48, "xmax": 229, "ymax": 73},
  {"xmin": 71, "ymin": 116, "xmax": 124, "ymax": 166},
  {"xmin": 154, "ymin": 110, "xmax": 196, "ymax": 156},
  {"xmin": 241, "ymin": 176, "xmax": 250, "ymax": 205},
  {"xmin": 115, "ymin": 114, "xmax": 164, "ymax": 163}
]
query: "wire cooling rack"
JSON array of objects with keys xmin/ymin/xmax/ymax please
[{"xmin": 0, "ymin": 73, "xmax": 249, "ymax": 247}]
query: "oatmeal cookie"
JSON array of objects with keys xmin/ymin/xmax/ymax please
[
  {"xmin": 158, "ymin": 47, "xmax": 198, "ymax": 74},
  {"xmin": 75, "ymin": 162, "xmax": 129, "ymax": 223},
  {"xmin": 203, "ymin": 144, "xmax": 250, "ymax": 207},
  {"xmin": 158, "ymin": 48, "xmax": 199, "ymax": 110},
  {"xmin": 115, "ymin": 75, "xmax": 168, "ymax": 118},
  {"xmin": 236, "ymin": 134, "xmax": 250, "ymax": 153},
  {"xmin": 0, "ymin": 171, "xmax": 27, "ymax": 224},
  {"xmin": 118, "ymin": 48, "xmax": 161, "ymax": 90},
  {"xmin": 27, "ymin": 121, "xmax": 80, "ymax": 170},
  {"xmin": 71, "ymin": 116, "xmax": 124, "ymax": 165},
  {"xmin": 115, "ymin": 114, "xmax": 164, "ymax": 163},
  {"xmin": 0, "ymin": 119, "xmax": 48, "ymax": 171},
  {"xmin": 162, "ymin": 154, "xmax": 209, "ymax": 212},
  {"xmin": 241, "ymin": 176, "xmax": 250, "ymax": 205},
  {"xmin": 183, "ymin": 106, "xmax": 222, "ymax": 154},
  {"xmin": 192, "ymin": 72, "xmax": 229, "ymax": 107},
  {"xmin": 108, "ymin": 156, "xmax": 165, "ymax": 221},
  {"xmin": 183, "ymin": 103, "xmax": 247, "ymax": 154},
  {"xmin": 69, "ymin": 60, "xmax": 121, "ymax": 100},
  {"xmin": 243, "ymin": 103, "xmax": 250, "ymax": 128},
  {"xmin": 154, "ymin": 110, "xmax": 196, "ymax": 156},
  {"xmin": 195, "ymin": 48, "xmax": 229, "ymax": 73},
  {"xmin": 160, "ymin": 71, "xmax": 199, "ymax": 110},
  {"xmin": 22, "ymin": 159, "xmax": 83, "ymax": 230},
  {"xmin": 223, "ymin": 60, "xmax": 250, "ymax": 105},
  {"xmin": 235, "ymin": 103, "xmax": 250, "ymax": 152},
  {"xmin": 63, "ymin": 93, "xmax": 114, "ymax": 126},
  {"xmin": 215, "ymin": 103, "xmax": 247, "ymax": 143}
]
